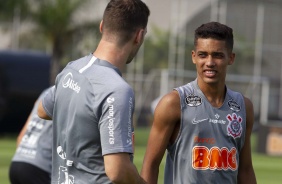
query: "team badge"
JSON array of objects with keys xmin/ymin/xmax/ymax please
[
  {"xmin": 226, "ymin": 113, "xmax": 242, "ymax": 138},
  {"xmin": 185, "ymin": 94, "xmax": 202, "ymax": 107},
  {"xmin": 228, "ymin": 100, "xmax": 240, "ymax": 112}
]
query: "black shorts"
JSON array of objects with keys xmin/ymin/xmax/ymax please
[{"xmin": 9, "ymin": 162, "xmax": 51, "ymax": 184}]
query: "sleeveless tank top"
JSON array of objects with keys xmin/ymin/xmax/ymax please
[{"xmin": 164, "ymin": 79, "xmax": 246, "ymax": 184}]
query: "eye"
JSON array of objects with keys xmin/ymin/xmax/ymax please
[
  {"xmin": 212, "ymin": 53, "xmax": 224, "ymax": 59},
  {"xmin": 198, "ymin": 53, "xmax": 207, "ymax": 58}
]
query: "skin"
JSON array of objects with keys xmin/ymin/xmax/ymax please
[
  {"xmin": 16, "ymin": 110, "xmax": 33, "ymax": 146},
  {"xmin": 96, "ymin": 20, "xmax": 147, "ymax": 71},
  {"xmin": 98, "ymin": 20, "xmax": 147, "ymax": 184},
  {"xmin": 141, "ymin": 38, "xmax": 256, "ymax": 184},
  {"xmin": 38, "ymin": 20, "xmax": 147, "ymax": 184}
]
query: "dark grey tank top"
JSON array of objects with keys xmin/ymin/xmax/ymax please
[{"xmin": 164, "ymin": 79, "xmax": 246, "ymax": 184}]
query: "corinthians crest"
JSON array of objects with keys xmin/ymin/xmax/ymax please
[{"xmin": 226, "ymin": 113, "xmax": 243, "ymax": 138}]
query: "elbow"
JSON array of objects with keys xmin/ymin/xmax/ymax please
[
  {"xmin": 105, "ymin": 167, "xmax": 127, "ymax": 184},
  {"xmin": 104, "ymin": 153, "xmax": 140, "ymax": 184}
]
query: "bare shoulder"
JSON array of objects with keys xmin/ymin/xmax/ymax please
[
  {"xmin": 160, "ymin": 90, "xmax": 180, "ymax": 102},
  {"xmin": 243, "ymin": 96, "xmax": 254, "ymax": 114},
  {"xmin": 155, "ymin": 90, "xmax": 180, "ymax": 115},
  {"xmin": 243, "ymin": 96, "xmax": 253, "ymax": 107},
  {"xmin": 153, "ymin": 90, "xmax": 181, "ymax": 127}
]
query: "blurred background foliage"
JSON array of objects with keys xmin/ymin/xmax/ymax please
[
  {"xmin": 1, "ymin": 0, "xmax": 282, "ymax": 127},
  {"xmin": 0, "ymin": 0, "xmax": 100, "ymax": 84},
  {"xmin": 0, "ymin": 0, "xmax": 256, "ymax": 83}
]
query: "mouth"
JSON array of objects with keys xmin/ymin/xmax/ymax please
[{"xmin": 204, "ymin": 70, "xmax": 217, "ymax": 77}]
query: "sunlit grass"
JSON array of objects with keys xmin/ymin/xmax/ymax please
[{"xmin": 1, "ymin": 129, "xmax": 282, "ymax": 184}]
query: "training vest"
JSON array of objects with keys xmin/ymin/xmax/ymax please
[{"xmin": 164, "ymin": 79, "xmax": 246, "ymax": 184}]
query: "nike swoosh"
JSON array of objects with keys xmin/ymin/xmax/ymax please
[{"xmin": 192, "ymin": 118, "xmax": 208, "ymax": 124}]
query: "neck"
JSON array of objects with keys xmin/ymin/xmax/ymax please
[
  {"xmin": 93, "ymin": 39, "xmax": 131, "ymax": 71},
  {"xmin": 197, "ymin": 80, "xmax": 226, "ymax": 107}
]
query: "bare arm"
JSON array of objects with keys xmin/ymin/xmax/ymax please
[
  {"xmin": 37, "ymin": 100, "xmax": 52, "ymax": 120},
  {"xmin": 104, "ymin": 153, "xmax": 146, "ymax": 184},
  {"xmin": 17, "ymin": 99, "xmax": 39, "ymax": 146},
  {"xmin": 141, "ymin": 91, "xmax": 180, "ymax": 184},
  {"xmin": 237, "ymin": 97, "xmax": 257, "ymax": 184},
  {"xmin": 16, "ymin": 112, "xmax": 32, "ymax": 146}
]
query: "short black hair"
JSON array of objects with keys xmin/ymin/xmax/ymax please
[
  {"xmin": 194, "ymin": 22, "xmax": 234, "ymax": 51},
  {"xmin": 102, "ymin": 0, "xmax": 150, "ymax": 44}
]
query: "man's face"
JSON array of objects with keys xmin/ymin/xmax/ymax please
[{"xmin": 192, "ymin": 38, "xmax": 235, "ymax": 86}]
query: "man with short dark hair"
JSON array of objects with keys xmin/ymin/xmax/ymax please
[
  {"xmin": 38, "ymin": 0, "xmax": 150, "ymax": 183},
  {"xmin": 141, "ymin": 22, "xmax": 257, "ymax": 184}
]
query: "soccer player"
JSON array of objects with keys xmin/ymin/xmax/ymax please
[
  {"xmin": 141, "ymin": 22, "xmax": 257, "ymax": 184},
  {"xmin": 9, "ymin": 87, "xmax": 52, "ymax": 184},
  {"xmin": 37, "ymin": 0, "xmax": 150, "ymax": 183}
]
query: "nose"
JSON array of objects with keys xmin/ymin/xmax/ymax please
[{"xmin": 206, "ymin": 55, "xmax": 215, "ymax": 67}]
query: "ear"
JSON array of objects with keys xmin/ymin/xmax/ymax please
[
  {"xmin": 135, "ymin": 28, "xmax": 146, "ymax": 44},
  {"xmin": 191, "ymin": 50, "xmax": 196, "ymax": 64},
  {"xmin": 99, "ymin": 20, "xmax": 103, "ymax": 33},
  {"xmin": 228, "ymin": 53, "xmax": 235, "ymax": 65}
]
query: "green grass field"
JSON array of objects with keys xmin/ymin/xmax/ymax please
[{"xmin": 1, "ymin": 128, "xmax": 282, "ymax": 184}]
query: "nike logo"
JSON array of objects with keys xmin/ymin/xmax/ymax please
[{"xmin": 192, "ymin": 118, "xmax": 208, "ymax": 124}]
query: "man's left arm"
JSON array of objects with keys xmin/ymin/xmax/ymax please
[
  {"xmin": 237, "ymin": 97, "xmax": 257, "ymax": 184},
  {"xmin": 37, "ymin": 100, "xmax": 52, "ymax": 120}
]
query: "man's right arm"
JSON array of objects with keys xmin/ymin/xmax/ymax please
[
  {"xmin": 141, "ymin": 90, "xmax": 181, "ymax": 184},
  {"xmin": 104, "ymin": 153, "xmax": 146, "ymax": 184}
]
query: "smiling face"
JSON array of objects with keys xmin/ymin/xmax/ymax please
[{"xmin": 192, "ymin": 38, "xmax": 235, "ymax": 88}]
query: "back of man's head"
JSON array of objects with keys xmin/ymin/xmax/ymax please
[{"xmin": 102, "ymin": 0, "xmax": 150, "ymax": 45}]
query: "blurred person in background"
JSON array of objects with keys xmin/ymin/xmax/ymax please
[
  {"xmin": 141, "ymin": 22, "xmax": 257, "ymax": 184},
  {"xmin": 37, "ymin": 0, "xmax": 150, "ymax": 183},
  {"xmin": 9, "ymin": 87, "xmax": 52, "ymax": 184}
]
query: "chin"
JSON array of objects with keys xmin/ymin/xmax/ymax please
[
  {"xmin": 126, "ymin": 59, "xmax": 132, "ymax": 64},
  {"xmin": 203, "ymin": 78, "xmax": 218, "ymax": 84}
]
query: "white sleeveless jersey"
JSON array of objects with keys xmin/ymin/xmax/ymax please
[{"xmin": 164, "ymin": 79, "xmax": 246, "ymax": 184}]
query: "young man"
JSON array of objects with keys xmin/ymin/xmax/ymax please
[
  {"xmin": 141, "ymin": 22, "xmax": 257, "ymax": 184},
  {"xmin": 37, "ymin": 0, "xmax": 150, "ymax": 183},
  {"xmin": 9, "ymin": 87, "xmax": 52, "ymax": 184}
]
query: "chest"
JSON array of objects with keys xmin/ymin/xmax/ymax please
[{"xmin": 181, "ymin": 97, "xmax": 246, "ymax": 147}]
